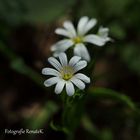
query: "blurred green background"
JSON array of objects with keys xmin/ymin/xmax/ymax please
[{"xmin": 0, "ymin": 0, "xmax": 140, "ymax": 140}]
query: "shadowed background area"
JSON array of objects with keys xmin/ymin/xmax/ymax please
[{"xmin": 0, "ymin": 0, "xmax": 140, "ymax": 140}]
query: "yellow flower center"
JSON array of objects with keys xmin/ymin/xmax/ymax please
[
  {"xmin": 61, "ymin": 66, "xmax": 74, "ymax": 80},
  {"xmin": 73, "ymin": 37, "xmax": 83, "ymax": 44},
  {"xmin": 63, "ymin": 73, "xmax": 73, "ymax": 80}
]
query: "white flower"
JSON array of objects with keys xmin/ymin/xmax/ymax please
[
  {"xmin": 42, "ymin": 53, "xmax": 90, "ymax": 96},
  {"xmin": 51, "ymin": 16, "xmax": 111, "ymax": 62}
]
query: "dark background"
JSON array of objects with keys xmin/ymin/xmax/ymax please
[{"xmin": 0, "ymin": 0, "xmax": 140, "ymax": 140}]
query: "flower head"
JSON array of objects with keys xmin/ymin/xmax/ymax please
[
  {"xmin": 42, "ymin": 53, "xmax": 90, "ymax": 96},
  {"xmin": 51, "ymin": 16, "xmax": 111, "ymax": 61}
]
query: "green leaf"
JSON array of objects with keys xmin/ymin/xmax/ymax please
[
  {"xmin": 10, "ymin": 58, "xmax": 28, "ymax": 74},
  {"xmin": 81, "ymin": 114, "xmax": 98, "ymax": 135},
  {"xmin": 88, "ymin": 87, "xmax": 136, "ymax": 110},
  {"xmin": 50, "ymin": 121, "xmax": 70, "ymax": 134}
]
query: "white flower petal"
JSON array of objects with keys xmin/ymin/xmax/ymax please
[
  {"xmin": 74, "ymin": 73, "xmax": 90, "ymax": 83},
  {"xmin": 51, "ymin": 39, "xmax": 74, "ymax": 52},
  {"xmin": 55, "ymin": 80, "xmax": 65, "ymax": 94},
  {"xmin": 44, "ymin": 77, "xmax": 60, "ymax": 87},
  {"xmin": 84, "ymin": 18, "xmax": 97, "ymax": 34},
  {"xmin": 71, "ymin": 77, "xmax": 85, "ymax": 90},
  {"xmin": 42, "ymin": 68, "xmax": 60, "ymax": 76},
  {"xmin": 77, "ymin": 16, "xmax": 89, "ymax": 35},
  {"xmin": 69, "ymin": 56, "xmax": 81, "ymax": 66},
  {"xmin": 98, "ymin": 26, "xmax": 109, "ymax": 37},
  {"xmin": 48, "ymin": 57, "xmax": 62, "ymax": 71},
  {"xmin": 53, "ymin": 52, "xmax": 61, "ymax": 57},
  {"xmin": 66, "ymin": 81, "xmax": 75, "ymax": 96},
  {"xmin": 84, "ymin": 34, "xmax": 105, "ymax": 46},
  {"xmin": 55, "ymin": 28, "xmax": 72, "ymax": 38},
  {"xmin": 73, "ymin": 60, "xmax": 87, "ymax": 72},
  {"xmin": 59, "ymin": 52, "xmax": 68, "ymax": 66},
  {"xmin": 98, "ymin": 26, "xmax": 111, "ymax": 41},
  {"xmin": 63, "ymin": 21, "xmax": 76, "ymax": 38},
  {"xmin": 74, "ymin": 43, "xmax": 90, "ymax": 62}
]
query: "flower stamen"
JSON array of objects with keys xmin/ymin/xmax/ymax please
[
  {"xmin": 61, "ymin": 66, "xmax": 74, "ymax": 80},
  {"xmin": 72, "ymin": 37, "xmax": 83, "ymax": 44}
]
